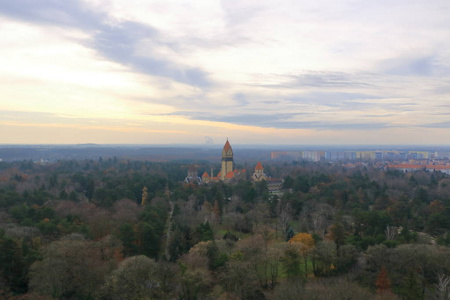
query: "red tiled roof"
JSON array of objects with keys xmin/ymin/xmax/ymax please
[
  {"xmin": 388, "ymin": 164, "xmax": 423, "ymax": 169},
  {"xmin": 255, "ymin": 162, "xmax": 263, "ymax": 170},
  {"xmin": 389, "ymin": 164, "xmax": 450, "ymax": 171},
  {"xmin": 225, "ymin": 171, "xmax": 235, "ymax": 179},
  {"xmin": 241, "ymin": 169, "xmax": 246, "ymax": 172},
  {"xmin": 202, "ymin": 172, "xmax": 210, "ymax": 178},
  {"xmin": 427, "ymin": 165, "xmax": 450, "ymax": 170}
]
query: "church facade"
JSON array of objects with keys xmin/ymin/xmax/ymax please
[
  {"xmin": 186, "ymin": 139, "xmax": 283, "ymax": 193},
  {"xmin": 202, "ymin": 139, "xmax": 246, "ymax": 183}
]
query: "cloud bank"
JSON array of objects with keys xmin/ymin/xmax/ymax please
[{"xmin": 0, "ymin": 0, "xmax": 449, "ymax": 144}]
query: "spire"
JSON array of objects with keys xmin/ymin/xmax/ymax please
[
  {"xmin": 222, "ymin": 139, "xmax": 233, "ymax": 158},
  {"xmin": 223, "ymin": 139, "xmax": 232, "ymax": 153},
  {"xmin": 221, "ymin": 139, "xmax": 234, "ymax": 180},
  {"xmin": 255, "ymin": 162, "xmax": 264, "ymax": 170}
]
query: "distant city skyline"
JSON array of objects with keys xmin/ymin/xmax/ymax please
[{"xmin": 1, "ymin": 1, "xmax": 449, "ymax": 145}]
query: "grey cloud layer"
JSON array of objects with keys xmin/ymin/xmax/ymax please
[
  {"xmin": 2, "ymin": 1, "xmax": 449, "ymax": 132},
  {"xmin": 151, "ymin": 110, "xmax": 392, "ymax": 130},
  {"xmin": 0, "ymin": 0, "xmax": 211, "ymax": 87}
]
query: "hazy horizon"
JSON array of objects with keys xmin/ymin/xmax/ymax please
[{"xmin": 1, "ymin": 143, "xmax": 449, "ymax": 150}]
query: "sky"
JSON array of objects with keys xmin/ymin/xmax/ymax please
[{"xmin": 1, "ymin": 0, "xmax": 449, "ymax": 145}]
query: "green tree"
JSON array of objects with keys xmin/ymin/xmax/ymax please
[
  {"xmin": 195, "ymin": 221, "xmax": 214, "ymax": 242},
  {"xmin": 0, "ymin": 235, "xmax": 27, "ymax": 293},
  {"xmin": 282, "ymin": 244, "xmax": 303, "ymax": 280},
  {"xmin": 118, "ymin": 223, "xmax": 137, "ymax": 257},
  {"xmin": 399, "ymin": 270, "xmax": 422, "ymax": 300}
]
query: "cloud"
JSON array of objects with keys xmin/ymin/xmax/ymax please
[
  {"xmin": 380, "ymin": 55, "xmax": 436, "ymax": 77},
  {"xmin": 0, "ymin": 0, "xmax": 101, "ymax": 29},
  {"xmin": 0, "ymin": 0, "xmax": 211, "ymax": 87},
  {"xmin": 160, "ymin": 110, "xmax": 392, "ymax": 130},
  {"xmin": 285, "ymin": 92, "xmax": 380, "ymax": 107},
  {"xmin": 92, "ymin": 21, "xmax": 211, "ymax": 87},
  {"xmin": 421, "ymin": 122, "xmax": 450, "ymax": 129},
  {"xmin": 204, "ymin": 136, "xmax": 214, "ymax": 144},
  {"xmin": 1, "ymin": 1, "xmax": 449, "ymax": 144},
  {"xmin": 290, "ymin": 72, "xmax": 373, "ymax": 88}
]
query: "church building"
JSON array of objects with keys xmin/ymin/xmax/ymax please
[
  {"xmin": 221, "ymin": 139, "xmax": 234, "ymax": 180},
  {"xmin": 189, "ymin": 139, "xmax": 284, "ymax": 195},
  {"xmin": 202, "ymin": 139, "xmax": 246, "ymax": 183},
  {"xmin": 251, "ymin": 161, "xmax": 268, "ymax": 181}
]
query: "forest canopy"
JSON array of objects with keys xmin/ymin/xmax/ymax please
[{"xmin": 1, "ymin": 158, "xmax": 450, "ymax": 299}]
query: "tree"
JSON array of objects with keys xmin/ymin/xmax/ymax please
[
  {"xmin": 282, "ymin": 244, "xmax": 303, "ymax": 280},
  {"xmin": 271, "ymin": 278, "xmax": 304, "ymax": 300},
  {"xmin": 285, "ymin": 226, "xmax": 295, "ymax": 242},
  {"xmin": 205, "ymin": 241, "xmax": 227, "ymax": 271},
  {"xmin": 221, "ymin": 260, "xmax": 263, "ymax": 300},
  {"xmin": 118, "ymin": 223, "xmax": 137, "ymax": 257},
  {"xmin": 194, "ymin": 222, "xmax": 214, "ymax": 243},
  {"xmin": 178, "ymin": 242, "xmax": 214, "ymax": 299},
  {"xmin": 293, "ymin": 175, "xmax": 310, "ymax": 193},
  {"xmin": 435, "ymin": 273, "xmax": 450, "ymax": 300},
  {"xmin": 309, "ymin": 203, "xmax": 334, "ymax": 238},
  {"xmin": 328, "ymin": 221, "xmax": 347, "ymax": 250},
  {"xmin": 102, "ymin": 255, "xmax": 176, "ymax": 300},
  {"xmin": 289, "ymin": 233, "xmax": 315, "ymax": 276},
  {"xmin": 29, "ymin": 235, "xmax": 118, "ymax": 299},
  {"xmin": 375, "ymin": 266, "xmax": 392, "ymax": 294},
  {"xmin": 85, "ymin": 179, "xmax": 95, "ymax": 201},
  {"xmin": 178, "ymin": 264, "xmax": 210, "ymax": 300},
  {"xmin": 312, "ymin": 240, "xmax": 337, "ymax": 277},
  {"xmin": 141, "ymin": 186, "xmax": 148, "ymax": 206},
  {"xmin": 0, "ymin": 235, "xmax": 26, "ymax": 293},
  {"xmin": 277, "ymin": 201, "xmax": 293, "ymax": 238},
  {"xmin": 399, "ymin": 270, "xmax": 422, "ymax": 300},
  {"xmin": 138, "ymin": 222, "xmax": 159, "ymax": 257}
]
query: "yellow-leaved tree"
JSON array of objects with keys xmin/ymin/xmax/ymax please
[
  {"xmin": 141, "ymin": 187, "xmax": 148, "ymax": 206},
  {"xmin": 289, "ymin": 233, "xmax": 315, "ymax": 276}
]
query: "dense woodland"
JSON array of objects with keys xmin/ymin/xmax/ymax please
[{"xmin": 1, "ymin": 158, "xmax": 450, "ymax": 299}]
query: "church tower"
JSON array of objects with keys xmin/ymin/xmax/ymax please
[
  {"xmin": 252, "ymin": 162, "xmax": 267, "ymax": 181},
  {"xmin": 220, "ymin": 139, "xmax": 233, "ymax": 180}
]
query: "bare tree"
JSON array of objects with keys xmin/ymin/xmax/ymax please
[
  {"xmin": 310, "ymin": 203, "xmax": 334, "ymax": 238},
  {"xmin": 29, "ymin": 236, "xmax": 119, "ymax": 299},
  {"xmin": 385, "ymin": 225, "xmax": 397, "ymax": 241},
  {"xmin": 112, "ymin": 198, "xmax": 142, "ymax": 225},
  {"xmin": 435, "ymin": 273, "xmax": 450, "ymax": 300},
  {"xmin": 277, "ymin": 202, "xmax": 293, "ymax": 237},
  {"xmin": 247, "ymin": 203, "xmax": 271, "ymax": 234},
  {"xmin": 101, "ymin": 255, "xmax": 178, "ymax": 300}
]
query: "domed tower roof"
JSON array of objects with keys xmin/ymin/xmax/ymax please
[{"xmin": 222, "ymin": 139, "xmax": 233, "ymax": 158}]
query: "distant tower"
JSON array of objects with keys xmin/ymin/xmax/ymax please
[
  {"xmin": 221, "ymin": 139, "xmax": 234, "ymax": 180},
  {"xmin": 252, "ymin": 162, "xmax": 267, "ymax": 182}
]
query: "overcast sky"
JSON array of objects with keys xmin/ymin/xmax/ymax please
[{"xmin": 1, "ymin": 0, "xmax": 449, "ymax": 145}]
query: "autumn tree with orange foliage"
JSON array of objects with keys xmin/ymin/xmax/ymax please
[
  {"xmin": 289, "ymin": 233, "xmax": 315, "ymax": 248},
  {"xmin": 376, "ymin": 266, "xmax": 392, "ymax": 294},
  {"xmin": 289, "ymin": 233, "xmax": 315, "ymax": 276}
]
